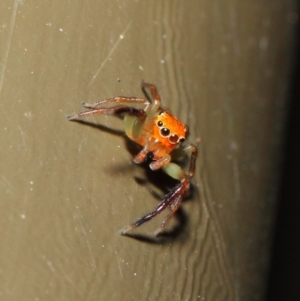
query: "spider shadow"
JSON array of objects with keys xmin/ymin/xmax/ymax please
[
  {"xmin": 71, "ymin": 118, "xmax": 143, "ymax": 158},
  {"xmin": 69, "ymin": 118, "xmax": 125, "ymax": 138},
  {"xmin": 69, "ymin": 119, "xmax": 196, "ymax": 244}
]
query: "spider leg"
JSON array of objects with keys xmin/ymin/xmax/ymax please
[
  {"xmin": 70, "ymin": 82, "xmax": 161, "ymax": 122},
  {"xmin": 141, "ymin": 81, "xmax": 161, "ymax": 116},
  {"xmin": 120, "ymin": 144, "xmax": 197, "ymax": 236},
  {"xmin": 154, "ymin": 189, "xmax": 184, "ymax": 236},
  {"xmin": 119, "ymin": 177, "xmax": 189, "ymax": 236},
  {"xmin": 155, "ymin": 144, "xmax": 197, "ymax": 234},
  {"xmin": 141, "ymin": 82, "xmax": 161, "ymax": 102},
  {"xmin": 82, "ymin": 96, "xmax": 150, "ymax": 110},
  {"xmin": 183, "ymin": 144, "xmax": 197, "ymax": 178},
  {"xmin": 133, "ymin": 146, "xmax": 149, "ymax": 164},
  {"xmin": 67, "ymin": 104, "xmax": 146, "ymax": 121},
  {"xmin": 159, "ymin": 144, "xmax": 197, "ymax": 182},
  {"xmin": 149, "ymin": 154, "xmax": 171, "ymax": 170}
]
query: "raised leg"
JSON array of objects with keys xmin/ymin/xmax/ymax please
[
  {"xmin": 70, "ymin": 83, "xmax": 162, "ymax": 121},
  {"xmin": 141, "ymin": 81, "xmax": 161, "ymax": 115},
  {"xmin": 82, "ymin": 96, "xmax": 150, "ymax": 110},
  {"xmin": 142, "ymin": 82, "xmax": 161, "ymax": 102},
  {"xmin": 67, "ymin": 104, "xmax": 146, "ymax": 121}
]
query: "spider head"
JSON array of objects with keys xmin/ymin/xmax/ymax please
[{"xmin": 153, "ymin": 111, "xmax": 187, "ymax": 150}]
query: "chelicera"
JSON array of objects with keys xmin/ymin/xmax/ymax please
[{"xmin": 68, "ymin": 81, "xmax": 197, "ymax": 236}]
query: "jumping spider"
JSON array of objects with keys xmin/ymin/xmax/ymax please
[{"xmin": 68, "ymin": 82, "xmax": 197, "ymax": 236}]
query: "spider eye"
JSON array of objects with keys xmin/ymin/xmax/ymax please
[
  {"xmin": 179, "ymin": 137, "xmax": 185, "ymax": 143},
  {"xmin": 169, "ymin": 134, "xmax": 179, "ymax": 144},
  {"xmin": 160, "ymin": 128, "xmax": 170, "ymax": 137},
  {"xmin": 157, "ymin": 120, "xmax": 163, "ymax": 127}
]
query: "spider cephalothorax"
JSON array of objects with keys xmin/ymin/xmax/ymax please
[
  {"xmin": 68, "ymin": 82, "xmax": 197, "ymax": 236},
  {"xmin": 154, "ymin": 111, "xmax": 187, "ymax": 145}
]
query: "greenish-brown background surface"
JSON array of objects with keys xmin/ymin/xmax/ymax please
[{"xmin": 0, "ymin": 0, "xmax": 297, "ymax": 300}]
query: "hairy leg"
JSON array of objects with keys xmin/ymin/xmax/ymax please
[
  {"xmin": 119, "ymin": 176, "xmax": 189, "ymax": 236},
  {"xmin": 119, "ymin": 145, "xmax": 197, "ymax": 235},
  {"xmin": 67, "ymin": 104, "xmax": 146, "ymax": 121},
  {"xmin": 82, "ymin": 96, "xmax": 150, "ymax": 110}
]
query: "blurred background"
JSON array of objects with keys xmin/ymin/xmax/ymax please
[{"xmin": 0, "ymin": 0, "xmax": 299, "ymax": 300}]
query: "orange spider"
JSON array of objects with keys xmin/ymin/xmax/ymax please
[{"xmin": 68, "ymin": 82, "xmax": 197, "ymax": 236}]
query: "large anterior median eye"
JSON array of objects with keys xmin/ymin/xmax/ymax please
[{"xmin": 160, "ymin": 128, "xmax": 170, "ymax": 136}]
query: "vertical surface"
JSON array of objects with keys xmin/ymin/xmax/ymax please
[{"xmin": 0, "ymin": 0, "xmax": 297, "ymax": 300}]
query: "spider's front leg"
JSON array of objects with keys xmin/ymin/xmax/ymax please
[
  {"xmin": 120, "ymin": 144, "xmax": 197, "ymax": 236},
  {"xmin": 67, "ymin": 80, "xmax": 161, "ymax": 121},
  {"xmin": 67, "ymin": 96, "xmax": 150, "ymax": 121}
]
